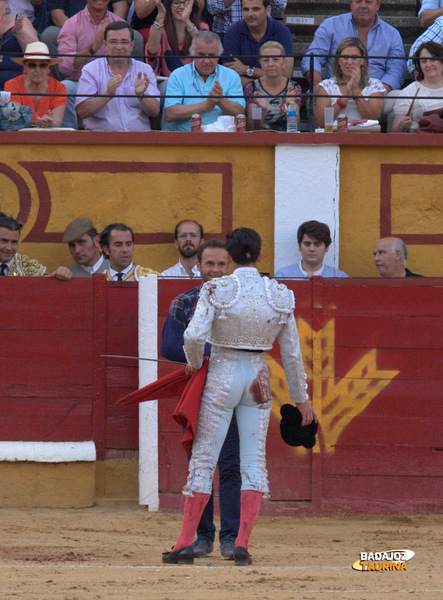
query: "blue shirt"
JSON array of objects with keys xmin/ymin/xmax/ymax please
[
  {"xmin": 275, "ymin": 261, "xmax": 348, "ymax": 279},
  {"xmin": 418, "ymin": 0, "xmax": 443, "ymax": 18},
  {"xmin": 300, "ymin": 12, "xmax": 406, "ymax": 91},
  {"xmin": 408, "ymin": 16, "xmax": 443, "ymax": 73},
  {"xmin": 164, "ymin": 62, "xmax": 245, "ymax": 132},
  {"xmin": 223, "ymin": 16, "xmax": 294, "ymax": 68},
  {"xmin": 160, "ymin": 286, "xmax": 211, "ymax": 363}
]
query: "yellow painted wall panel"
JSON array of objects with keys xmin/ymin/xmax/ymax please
[
  {"xmin": 0, "ymin": 143, "xmax": 275, "ymax": 274},
  {"xmin": 339, "ymin": 145, "xmax": 443, "ymax": 277}
]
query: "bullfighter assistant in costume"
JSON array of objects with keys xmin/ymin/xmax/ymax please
[{"xmin": 162, "ymin": 227, "xmax": 318, "ymax": 566}]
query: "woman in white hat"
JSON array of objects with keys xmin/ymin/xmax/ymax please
[
  {"xmin": 0, "ymin": 0, "xmax": 38, "ymax": 89},
  {"xmin": 5, "ymin": 41, "xmax": 67, "ymax": 127}
]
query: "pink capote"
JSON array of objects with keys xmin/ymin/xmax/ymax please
[{"xmin": 117, "ymin": 357, "xmax": 209, "ymax": 454}]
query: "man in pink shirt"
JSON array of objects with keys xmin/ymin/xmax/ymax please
[{"xmin": 57, "ymin": 0, "xmax": 144, "ymax": 127}]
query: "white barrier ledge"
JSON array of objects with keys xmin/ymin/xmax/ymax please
[
  {"xmin": 138, "ymin": 274, "xmax": 159, "ymax": 510},
  {"xmin": 0, "ymin": 441, "xmax": 96, "ymax": 462}
]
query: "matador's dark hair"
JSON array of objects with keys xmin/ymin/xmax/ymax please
[{"xmin": 225, "ymin": 227, "xmax": 261, "ymax": 264}]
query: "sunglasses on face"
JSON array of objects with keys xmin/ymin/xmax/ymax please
[{"xmin": 25, "ymin": 62, "xmax": 50, "ymax": 69}]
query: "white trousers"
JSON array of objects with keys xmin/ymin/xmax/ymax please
[{"xmin": 183, "ymin": 347, "xmax": 272, "ymax": 498}]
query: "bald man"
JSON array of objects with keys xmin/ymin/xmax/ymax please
[{"xmin": 373, "ymin": 237, "xmax": 422, "ymax": 277}]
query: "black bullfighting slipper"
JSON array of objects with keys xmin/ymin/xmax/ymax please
[
  {"xmin": 233, "ymin": 546, "xmax": 253, "ymax": 566},
  {"xmin": 162, "ymin": 545, "xmax": 194, "ymax": 564}
]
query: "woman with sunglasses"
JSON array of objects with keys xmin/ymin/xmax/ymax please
[
  {"xmin": 315, "ymin": 37, "xmax": 385, "ymax": 127},
  {"xmin": 146, "ymin": 0, "xmax": 208, "ymax": 77},
  {"xmin": 245, "ymin": 41, "xmax": 301, "ymax": 131},
  {"xmin": 0, "ymin": 0, "xmax": 38, "ymax": 89},
  {"xmin": 5, "ymin": 42, "xmax": 66, "ymax": 127},
  {"xmin": 391, "ymin": 41, "xmax": 443, "ymax": 133}
]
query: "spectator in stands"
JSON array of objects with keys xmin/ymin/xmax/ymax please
[
  {"xmin": 0, "ymin": 0, "xmax": 38, "ymax": 89},
  {"xmin": 301, "ymin": 0, "xmax": 405, "ymax": 93},
  {"xmin": 393, "ymin": 41, "xmax": 443, "ymax": 132},
  {"xmin": 207, "ymin": 0, "xmax": 286, "ymax": 44},
  {"xmin": 418, "ymin": 0, "xmax": 443, "ymax": 29},
  {"xmin": 147, "ymin": 0, "xmax": 208, "ymax": 78},
  {"xmin": 8, "ymin": 0, "xmax": 44, "ymax": 28},
  {"xmin": 408, "ymin": 16, "xmax": 443, "ymax": 73},
  {"xmin": 0, "ymin": 215, "xmax": 72, "ymax": 278},
  {"xmin": 131, "ymin": 0, "xmax": 157, "ymax": 45},
  {"xmin": 164, "ymin": 31, "xmax": 245, "ymax": 131},
  {"xmin": 75, "ymin": 22, "xmax": 159, "ymax": 130},
  {"xmin": 57, "ymin": 0, "xmax": 144, "ymax": 128},
  {"xmin": 41, "ymin": 0, "xmax": 128, "ymax": 78},
  {"xmin": 275, "ymin": 220, "xmax": 348, "ymax": 278},
  {"xmin": 245, "ymin": 41, "xmax": 301, "ymax": 130},
  {"xmin": 63, "ymin": 217, "xmax": 110, "ymax": 276},
  {"xmin": 5, "ymin": 42, "xmax": 67, "ymax": 127},
  {"xmin": 222, "ymin": 0, "xmax": 294, "ymax": 87},
  {"xmin": 161, "ymin": 219, "xmax": 203, "ymax": 277},
  {"xmin": 100, "ymin": 222, "xmax": 159, "ymax": 281},
  {"xmin": 373, "ymin": 237, "xmax": 422, "ymax": 277},
  {"xmin": 314, "ymin": 37, "xmax": 385, "ymax": 127}
]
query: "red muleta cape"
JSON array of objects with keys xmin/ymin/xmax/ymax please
[{"xmin": 117, "ymin": 357, "xmax": 209, "ymax": 454}]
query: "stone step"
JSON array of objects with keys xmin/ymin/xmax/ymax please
[
  {"xmin": 285, "ymin": 0, "xmax": 418, "ymax": 16},
  {"xmin": 285, "ymin": 15, "xmax": 420, "ymax": 35},
  {"xmin": 285, "ymin": 15, "xmax": 421, "ymax": 45},
  {"xmin": 291, "ymin": 41, "xmax": 413, "ymax": 57}
]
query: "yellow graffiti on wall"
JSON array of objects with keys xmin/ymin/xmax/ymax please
[{"xmin": 267, "ymin": 319, "xmax": 399, "ymax": 454}]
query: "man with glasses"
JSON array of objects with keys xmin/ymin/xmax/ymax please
[
  {"xmin": 164, "ymin": 30, "xmax": 245, "ymax": 132},
  {"xmin": 161, "ymin": 220, "xmax": 204, "ymax": 278},
  {"xmin": 57, "ymin": 0, "xmax": 145, "ymax": 128},
  {"xmin": 75, "ymin": 22, "xmax": 160, "ymax": 130}
]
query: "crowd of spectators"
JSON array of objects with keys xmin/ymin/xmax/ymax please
[
  {"xmin": 0, "ymin": 0, "xmax": 442, "ymax": 131},
  {"xmin": 0, "ymin": 213, "xmax": 423, "ymax": 279}
]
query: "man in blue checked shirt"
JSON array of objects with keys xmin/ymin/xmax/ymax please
[
  {"xmin": 160, "ymin": 238, "xmax": 241, "ymax": 561},
  {"xmin": 418, "ymin": 0, "xmax": 443, "ymax": 29},
  {"xmin": 408, "ymin": 16, "xmax": 443, "ymax": 73},
  {"xmin": 207, "ymin": 0, "xmax": 287, "ymax": 43},
  {"xmin": 164, "ymin": 30, "xmax": 245, "ymax": 131}
]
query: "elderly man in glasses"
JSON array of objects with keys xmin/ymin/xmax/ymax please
[
  {"xmin": 75, "ymin": 21, "xmax": 160, "ymax": 130},
  {"xmin": 161, "ymin": 220, "xmax": 204, "ymax": 278}
]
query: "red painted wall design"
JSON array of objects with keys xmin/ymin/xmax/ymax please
[
  {"xmin": 0, "ymin": 276, "xmax": 441, "ymax": 514},
  {"xmin": 16, "ymin": 161, "xmax": 233, "ymax": 245}
]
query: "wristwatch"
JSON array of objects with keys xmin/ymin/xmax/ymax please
[{"xmin": 246, "ymin": 66, "xmax": 255, "ymax": 78}]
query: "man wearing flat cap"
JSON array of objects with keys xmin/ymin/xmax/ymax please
[{"xmin": 63, "ymin": 217, "xmax": 109, "ymax": 277}]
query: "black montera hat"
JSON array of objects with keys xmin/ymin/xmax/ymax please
[{"xmin": 280, "ymin": 403, "xmax": 318, "ymax": 449}]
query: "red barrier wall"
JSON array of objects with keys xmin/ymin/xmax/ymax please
[{"xmin": 0, "ymin": 276, "xmax": 441, "ymax": 514}]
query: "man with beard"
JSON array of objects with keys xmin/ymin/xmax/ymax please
[{"xmin": 161, "ymin": 220, "xmax": 204, "ymax": 278}]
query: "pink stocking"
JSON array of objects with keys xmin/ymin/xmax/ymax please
[
  {"xmin": 235, "ymin": 490, "xmax": 263, "ymax": 550},
  {"xmin": 173, "ymin": 492, "xmax": 210, "ymax": 550}
]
